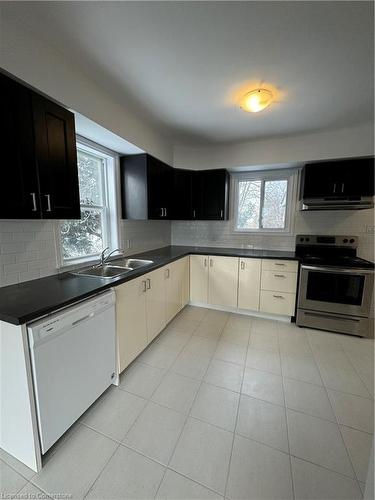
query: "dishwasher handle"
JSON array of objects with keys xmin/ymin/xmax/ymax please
[{"xmin": 71, "ymin": 312, "xmax": 94, "ymax": 326}]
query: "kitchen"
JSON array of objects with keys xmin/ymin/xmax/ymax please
[{"xmin": 0, "ymin": 2, "xmax": 374, "ymax": 500}]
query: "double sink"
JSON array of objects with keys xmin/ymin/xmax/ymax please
[{"xmin": 72, "ymin": 258, "xmax": 154, "ymax": 279}]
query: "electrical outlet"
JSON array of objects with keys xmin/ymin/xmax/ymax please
[{"xmin": 366, "ymin": 225, "xmax": 375, "ymax": 234}]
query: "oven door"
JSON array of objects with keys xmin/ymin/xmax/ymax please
[{"xmin": 298, "ymin": 265, "xmax": 374, "ymax": 317}]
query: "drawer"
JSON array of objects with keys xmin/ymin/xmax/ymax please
[
  {"xmin": 259, "ymin": 290, "xmax": 296, "ymax": 316},
  {"xmin": 261, "ymin": 270, "xmax": 298, "ymax": 293},
  {"xmin": 261, "ymin": 259, "xmax": 298, "ymax": 273}
]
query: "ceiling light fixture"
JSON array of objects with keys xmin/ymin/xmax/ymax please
[{"xmin": 240, "ymin": 88, "xmax": 274, "ymax": 113}]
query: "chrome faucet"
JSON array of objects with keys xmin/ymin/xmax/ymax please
[{"xmin": 99, "ymin": 247, "xmax": 125, "ymax": 266}]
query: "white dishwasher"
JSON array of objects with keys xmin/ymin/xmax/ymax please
[{"xmin": 27, "ymin": 290, "xmax": 116, "ymax": 454}]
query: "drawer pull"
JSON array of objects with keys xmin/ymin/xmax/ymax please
[
  {"xmin": 274, "ymin": 263, "xmax": 285, "ymax": 266},
  {"xmin": 274, "ymin": 274, "xmax": 286, "ymax": 278},
  {"xmin": 240, "ymin": 261, "xmax": 245, "ymax": 270},
  {"xmin": 146, "ymin": 278, "xmax": 151, "ymax": 290},
  {"xmin": 142, "ymin": 280, "xmax": 147, "ymax": 292},
  {"xmin": 273, "ymin": 294, "xmax": 285, "ymax": 299}
]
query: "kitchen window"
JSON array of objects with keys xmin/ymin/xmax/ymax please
[
  {"xmin": 58, "ymin": 140, "xmax": 120, "ymax": 266},
  {"xmin": 233, "ymin": 169, "xmax": 297, "ymax": 233}
]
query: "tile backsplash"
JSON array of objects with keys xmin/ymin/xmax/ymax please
[{"xmin": 0, "ymin": 219, "xmax": 171, "ymax": 287}]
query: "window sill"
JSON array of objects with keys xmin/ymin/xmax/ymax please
[{"xmin": 58, "ymin": 255, "xmax": 100, "ymax": 271}]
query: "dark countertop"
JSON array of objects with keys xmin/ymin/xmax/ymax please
[{"xmin": 0, "ymin": 245, "xmax": 299, "ymax": 325}]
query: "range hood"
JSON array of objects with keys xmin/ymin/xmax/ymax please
[{"xmin": 300, "ymin": 196, "xmax": 374, "ymax": 211}]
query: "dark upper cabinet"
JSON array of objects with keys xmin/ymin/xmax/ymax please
[
  {"xmin": 192, "ymin": 169, "xmax": 230, "ymax": 220},
  {"xmin": 0, "ymin": 72, "xmax": 80, "ymax": 220},
  {"xmin": 120, "ymin": 154, "xmax": 172, "ymax": 220},
  {"xmin": 171, "ymin": 169, "xmax": 193, "ymax": 220},
  {"xmin": 301, "ymin": 157, "xmax": 374, "ymax": 199},
  {"xmin": 0, "ymin": 73, "xmax": 40, "ymax": 218}
]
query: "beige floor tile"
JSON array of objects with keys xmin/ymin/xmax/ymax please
[
  {"xmin": 246, "ymin": 348, "xmax": 281, "ymax": 375},
  {"xmin": 204, "ymin": 358, "xmax": 244, "ymax": 392},
  {"xmin": 328, "ymin": 389, "xmax": 374, "ymax": 433},
  {"xmin": 281, "ymin": 353, "xmax": 323, "ymax": 385},
  {"xmin": 190, "ymin": 383, "xmax": 239, "ymax": 431},
  {"xmin": 156, "ymin": 469, "xmax": 223, "ymax": 499},
  {"xmin": 82, "ymin": 388, "xmax": 146, "ymax": 441},
  {"xmin": 137, "ymin": 342, "xmax": 179, "ymax": 370},
  {"xmin": 123, "ymin": 401, "xmax": 186, "ymax": 464},
  {"xmin": 236, "ymin": 395, "xmax": 288, "ymax": 452},
  {"xmin": 17, "ymin": 482, "xmax": 53, "ymax": 499},
  {"xmin": 226, "ymin": 434, "xmax": 293, "ymax": 500},
  {"xmin": 287, "ymin": 409, "xmax": 355, "ymax": 477},
  {"xmin": 220, "ymin": 328, "xmax": 250, "ymax": 346},
  {"xmin": 0, "ymin": 460, "xmax": 29, "ymax": 495},
  {"xmin": 170, "ymin": 418, "xmax": 232, "ymax": 494},
  {"xmin": 152, "ymin": 372, "xmax": 200, "ymax": 413},
  {"xmin": 172, "ymin": 350, "xmax": 211, "ymax": 380},
  {"xmin": 214, "ymin": 340, "xmax": 247, "ymax": 365},
  {"xmin": 156, "ymin": 330, "xmax": 191, "ymax": 351},
  {"xmin": 242, "ymin": 368, "xmax": 284, "ymax": 406},
  {"xmin": 119, "ymin": 361, "xmax": 165, "ymax": 399},
  {"xmin": 340, "ymin": 425, "xmax": 373, "ymax": 482},
  {"xmin": 291, "ymin": 457, "xmax": 362, "ymax": 500},
  {"xmin": 0, "ymin": 448, "xmax": 35, "ymax": 480},
  {"xmin": 86, "ymin": 445, "xmax": 165, "ymax": 499},
  {"xmin": 249, "ymin": 331, "xmax": 279, "ymax": 352},
  {"xmin": 284, "ymin": 378, "xmax": 335, "ymax": 421},
  {"xmin": 165, "ymin": 318, "xmax": 200, "ymax": 335},
  {"xmin": 184, "ymin": 336, "xmax": 218, "ymax": 357},
  {"xmin": 194, "ymin": 323, "xmax": 223, "ymax": 340}
]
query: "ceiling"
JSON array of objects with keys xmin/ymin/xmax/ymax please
[{"xmin": 4, "ymin": 1, "xmax": 374, "ymax": 145}]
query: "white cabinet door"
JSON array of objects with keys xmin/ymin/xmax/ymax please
[
  {"xmin": 261, "ymin": 270, "xmax": 298, "ymax": 294},
  {"xmin": 180, "ymin": 256, "xmax": 190, "ymax": 308},
  {"xmin": 146, "ymin": 267, "xmax": 167, "ymax": 342},
  {"xmin": 190, "ymin": 255, "xmax": 209, "ymax": 303},
  {"xmin": 259, "ymin": 290, "xmax": 296, "ymax": 316},
  {"xmin": 116, "ymin": 276, "xmax": 147, "ymax": 373},
  {"xmin": 165, "ymin": 261, "xmax": 181, "ymax": 323},
  {"xmin": 208, "ymin": 256, "xmax": 239, "ymax": 308},
  {"xmin": 238, "ymin": 258, "xmax": 261, "ymax": 311}
]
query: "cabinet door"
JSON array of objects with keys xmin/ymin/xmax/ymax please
[
  {"xmin": 165, "ymin": 261, "xmax": 181, "ymax": 323},
  {"xmin": 171, "ymin": 169, "xmax": 193, "ymax": 220},
  {"xmin": 180, "ymin": 256, "xmax": 190, "ymax": 308},
  {"xmin": 208, "ymin": 256, "xmax": 239, "ymax": 308},
  {"xmin": 32, "ymin": 93, "xmax": 80, "ymax": 219},
  {"xmin": 238, "ymin": 258, "xmax": 261, "ymax": 311},
  {"xmin": 193, "ymin": 170, "xmax": 229, "ymax": 220},
  {"xmin": 147, "ymin": 158, "xmax": 172, "ymax": 219},
  {"xmin": 190, "ymin": 255, "xmax": 209, "ymax": 303},
  {"xmin": 116, "ymin": 276, "xmax": 148, "ymax": 372},
  {"xmin": 0, "ymin": 73, "xmax": 40, "ymax": 219},
  {"xmin": 340, "ymin": 158, "xmax": 374, "ymax": 196},
  {"xmin": 302, "ymin": 163, "xmax": 339, "ymax": 198},
  {"xmin": 146, "ymin": 267, "xmax": 167, "ymax": 342}
]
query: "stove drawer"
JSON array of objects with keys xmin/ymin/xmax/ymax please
[
  {"xmin": 261, "ymin": 270, "xmax": 298, "ymax": 293},
  {"xmin": 260, "ymin": 290, "xmax": 296, "ymax": 316},
  {"xmin": 261, "ymin": 259, "xmax": 298, "ymax": 273}
]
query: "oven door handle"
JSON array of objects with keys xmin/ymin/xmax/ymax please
[{"xmin": 301, "ymin": 264, "xmax": 374, "ymax": 275}]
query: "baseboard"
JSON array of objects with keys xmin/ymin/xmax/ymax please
[{"xmin": 188, "ymin": 301, "xmax": 292, "ymax": 323}]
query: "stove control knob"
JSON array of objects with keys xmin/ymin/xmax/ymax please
[
  {"xmin": 306, "ymin": 237, "xmax": 310, "ymax": 242},
  {"xmin": 300, "ymin": 237, "xmax": 304, "ymax": 242},
  {"xmin": 343, "ymin": 238, "xmax": 348, "ymax": 243},
  {"xmin": 349, "ymin": 238, "xmax": 355, "ymax": 243}
]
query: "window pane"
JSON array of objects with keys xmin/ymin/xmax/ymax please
[
  {"xmin": 262, "ymin": 180, "xmax": 288, "ymax": 229},
  {"xmin": 77, "ymin": 150, "xmax": 103, "ymax": 206},
  {"xmin": 237, "ymin": 180, "xmax": 261, "ymax": 229},
  {"xmin": 61, "ymin": 208, "xmax": 104, "ymax": 260}
]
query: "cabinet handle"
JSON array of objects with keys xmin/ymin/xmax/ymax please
[
  {"xmin": 220, "ymin": 209, "xmax": 223, "ymax": 218},
  {"xmin": 30, "ymin": 192, "xmax": 37, "ymax": 212},
  {"xmin": 240, "ymin": 261, "xmax": 245, "ymax": 270},
  {"xmin": 142, "ymin": 280, "xmax": 147, "ymax": 292},
  {"xmin": 204, "ymin": 258, "xmax": 207, "ymax": 267},
  {"xmin": 274, "ymin": 274, "xmax": 286, "ymax": 278},
  {"xmin": 273, "ymin": 294, "xmax": 284, "ymax": 299},
  {"xmin": 160, "ymin": 208, "xmax": 164, "ymax": 217},
  {"xmin": 146, "ymin": 278, "xmax": 151, "ymax": 290},
  {"xmin": 274, "ymin": 263, "xmax": 285, "ymax": 266},
  {"xmin": 210, "ymin": 258, "xmax": 213, "ymax": 267},
  {"xmin": 193, "ymin": 209, "xmax": 196, "ymax": 218},
  {"xmin": 45, "ymin": 194, "xmax": 52, "ymax": 212},
  {"xmin": 333, "ymin": 183, "xmax": 337, "ymax": 194},
  {"xmin": 166, "ymin": 268, "xmax": 170, "ymax": 279},
  {"xmin": 164, "ymin": 208, "xmax": 167, "ymax": 217},
  {"xmin": 341, "ymin": 183, "xmax": 344, "ymax": 193}
]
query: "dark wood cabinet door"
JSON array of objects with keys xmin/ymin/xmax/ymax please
[
  {"xmin": 302, "ymin": 163, "xmax": 339, "ymax": 198},
  {"xmin": 340, "ymin": 158, "xmax": 374, "ymax": 196},
  {"xmin": 194, "ymin": 169, "xmax": 229, "ymax": 220},
  {"xmin": 171, "ymin": 169, "xmax": 193, "ymax": 220},
  {"xmin": 0, "ymin": 73, "xmax": 40, "ymax": 218},
  {"xmin": 32, "ymin": 94, "xmax": 80, "ymax": 219},
  {"xmin": 147, "ymin": 157, "xmax": 172, "ymax": 219}
]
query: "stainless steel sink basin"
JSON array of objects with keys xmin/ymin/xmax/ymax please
[
  {"xmin": 112, "ymin": 258, "xmax": 154, "ymax": 269},
  {"xmin": 71, "ymin": 258, "xmax": 153, "ymax": 279},
  {"xmin": 72, "ymin": 264, "xmax": 133, "ymax": 279}
]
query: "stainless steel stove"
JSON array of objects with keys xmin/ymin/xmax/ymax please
[{"xmin": 295, "ymin": 235, "xmax": 374, "ymax": 337}]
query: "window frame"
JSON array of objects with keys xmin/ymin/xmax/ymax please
[
  {"xmin": 232, "ymin": 168, "xmax": 298, "ymax": 235},
  {"xmin": 56, "ymin": 137, "xmax": 121, "ymax": 268}
]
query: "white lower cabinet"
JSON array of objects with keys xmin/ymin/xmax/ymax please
[
  {"xmin": 190, "ymin": 255, "xmax": 209, "ymax": 303},
  {"xmin": 238, "ymin": 258, "xmax": 261, "ymax": 311},
  {"xmin": 180, "ymin": 256, "xmax": 190, "ymax": 308},
  {"xmin": 165, "ymin": 256, "xmax": 190, "ymax": 323},
  {"xmin": 208, "ymin": 256, "xmax": 239, "ymax": 308},
  {"xmin": 259, "ymin": 259, "xmax": 298, "ymax": 316},
  {"xmin": 116, "ymin": 276, "xmax": 148, "ymax": 373},
  {"xmin": 259, "ymin": 290, "xmax": 296, "ymax": 316},
  {"xmin": 146, "ymin": 267, "xmax": 167, "ymax": 342}
]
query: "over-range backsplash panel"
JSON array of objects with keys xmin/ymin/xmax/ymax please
[
  {"xmin": 171, "ymin": 208, "xmax": 375, "ymax": 262},
  {"xmin": 0, "ymin": 219, "xmax": 171, "ymax": 287}
]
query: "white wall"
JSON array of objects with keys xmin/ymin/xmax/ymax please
[
  {"xmin": 173, "ymin": 122, "xmax": 374, "ymax": 170},
  {"xmin": 0, "ymin": 6, "xmax": 173, "ymax": 164}
]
